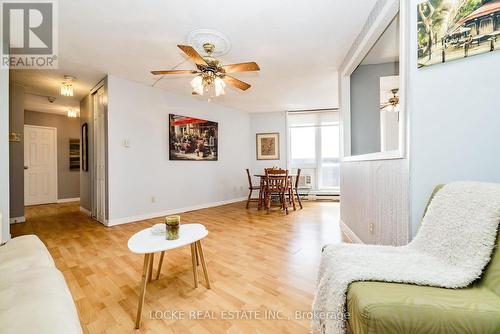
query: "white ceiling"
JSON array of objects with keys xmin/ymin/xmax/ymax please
[
  {"xmin": 11, "ymin": 0, "xmax": 377, "ymax": 113},
  {"xmin": 361, "ymin": 14, "xmax": 400, "ymax": 65},
  {"xmin": 16, "ymin": 70, "xmax": 84, "ymax": 116}
]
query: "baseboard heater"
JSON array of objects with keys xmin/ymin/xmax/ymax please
[{"xmin": 298, "ymin": 192, "xmax": 340, "ymax": 201}]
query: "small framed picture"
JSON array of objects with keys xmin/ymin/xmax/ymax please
[
  {"xmin": 256, "ymin": 133, "xmax": 280, "ymax": 160},
  {"xmin": 69, "ymin": 139, "xmax": 80, "ymax": 171}
]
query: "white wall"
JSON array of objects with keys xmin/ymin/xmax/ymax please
[
  {"xmin": 0, "ymin": 54, "xmax": 9, "ymax": 241},
  {"xmin": 350, "ymin": 62, "xmax": 399, "ymax": 155},
  {"xmin": 339, "ymin": 0, "xmax": 500, "ymax": 244},
  {"xmin": 407, "ymin": 0, "xmax": 500, "ymax": 236},
  {"xmin": 106, "ymin": 75, "xmax": 251, "ymax": 225},
  {"xmin": 249, "ymin": 111, "xmax": 288, "ymax": 175}
]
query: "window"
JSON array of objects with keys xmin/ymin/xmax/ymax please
[
  {"xmin": 320, "ymin": 125, "xmax": 340, "ymax": 190},
  {"xmin": 288, "ymin": 111, "xmax": 340, "ymax": 193},
  {"xmin": 290, "ymin": 127, "xmax": 316, "ymax": 164}
]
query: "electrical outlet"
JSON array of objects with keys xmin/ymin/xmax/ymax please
[
  {"xmin": 151, "ymin": 196, "xmax": 156, "ymax": 203},
  {"xmin": 369, "ymin": 223, "xmax": 375, "ymax": 233}
]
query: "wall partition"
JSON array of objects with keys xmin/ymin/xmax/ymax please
[{"xmin": 338, "ymin": 0, "xmax": 410, "ymax": 246}]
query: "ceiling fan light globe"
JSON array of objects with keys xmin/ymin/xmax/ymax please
[
  {"xmin": 190, "ymin": 76, "xmax": 204, "ymax": 95},
  {"xmin": 214, "ymin": 87, "xmax": 225, "ymax": 97},
  {"xmin": 214, "ymin": 77, "xmax": 226, "ymax": 97},
  {"xmin": 190, "ymin": 75, "xmax": 203, "ymax": 89}
]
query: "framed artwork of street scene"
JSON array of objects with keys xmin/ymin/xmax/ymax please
[
  {"xmin": 169, "ymin": 114, "xmax": 218, "ymax": 161},
  {"xmin": 418, "ymin": 0, "xmax": 500, "ymax": 68}
]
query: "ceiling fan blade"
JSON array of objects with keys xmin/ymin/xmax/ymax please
[
  {"xmin": 222, "ymin": 75, "xmax": 251, "ymax": 91},
  {"xmin": 177, "ymin": 45, "xmax": 207, "ymax": 65},
  {"xmin": 151, "ymin": 70, "xmax": 199, "ymax": 75},
  {"xmin": 221, "ymin": 62, "xmax": 260, "ymax": 73}
]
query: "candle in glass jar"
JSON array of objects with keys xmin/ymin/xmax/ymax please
[{"xmin": 165, "ymin": 215, "xmax": 180, "ymax": 240}]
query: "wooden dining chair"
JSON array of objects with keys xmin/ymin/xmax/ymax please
[
  {"xmin": 264, "ymin": 169, "xmax": 289, "ymax": 214},
  {"xmin": 245, "ymin": 169, "xmax": 261, "ymax": 209},
  {"xmin": 293, "ymin": 169, "xmax": 303, "ymax": 209},
  {"xmin": 264, "ymin": 167, "xmax": 285, "ymax": 174}
]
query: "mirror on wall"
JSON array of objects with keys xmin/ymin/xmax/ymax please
[{"xmin": 349, "ymin": 13, "xmax": 400, "ymax": 157}]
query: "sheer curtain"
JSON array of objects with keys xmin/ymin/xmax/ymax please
[{"xmin": 287, "ymin": 111, "xmax": 340, "ymax": 194}]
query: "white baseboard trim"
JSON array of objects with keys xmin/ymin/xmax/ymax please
[
  {"xmin": 57, "ymin": 197, "xmax": 80, "ymax": 203},
  {"xmin": 106, "ymin": 197, "xmax": 247, "ymax": 227},
  {"xmin": 1, "ymin": 233, "xmax": 12, "ymax": 243},
  {"xmin": 79, "ymin": 206, "xmax": 91, "ymax": 216},
  {"xmin": 10, "ymin": 216, "xmax": 25, "ymax": 224},
  {"xmin": 340, "ymin": 220, "xmax": 364, "ymax": 244}
]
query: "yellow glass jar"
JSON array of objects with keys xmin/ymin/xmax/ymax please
[{"xmin": 165, "ymin": 215, "xmax": 180, "ymax": 240}]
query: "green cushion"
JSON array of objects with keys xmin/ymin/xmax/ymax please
[
  {"xmin": 347, "ymin": 282, "xmax": 500, "ymax": 334},
  {"xmin": 482, "ymin": 236, "xmax": 500, "ymax": 296},
  {"xmin": 346, "ymin": 184, "xmax": 500, "ymax": 333}
]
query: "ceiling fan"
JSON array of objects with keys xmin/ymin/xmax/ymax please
[
  {"xmin": 380, "ymin": 88, "xmax": 400, "ymax": 112},
  {"xmin": 151, "ymin": 43, "xmax": 260, "ymax": 98}
]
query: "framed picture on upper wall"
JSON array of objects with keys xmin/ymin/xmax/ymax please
[
  {"xmin": 69, "ymin": 139, "xmax": 80, "ymax": 171},
  {"xmin": 256, "ymin": 133, "xmax": 280, "ymax": 160},
  {"xmin": 417, "ymin": 0, "xmax": 500, "ymax": 68},
  {"xmin": 169, "ymin": 114, "xmax": 218, "ymax": 161}
]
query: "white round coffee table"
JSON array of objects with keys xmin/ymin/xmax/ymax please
[{"xmin": 128, "ymin": 223, "xmax": 210, "ymax": 328}]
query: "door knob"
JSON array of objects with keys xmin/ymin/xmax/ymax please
[{"xmin": 24, "ymin": 166, "xmax": 28, "ymax": 170}]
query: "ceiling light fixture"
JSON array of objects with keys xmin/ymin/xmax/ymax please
[
  {"xmin": 190, "ymin": 71, "xmax": 226, "ymax": 97},
  {"xmin": 67, "ymin": 109, "xmax": 79, "ymax": 118},
  {"xmin": 61, "ymin": 75, "xmax": 75, "ymax": 97},
  {"xmin": 151, "ymin": 42, "xmax": 259, "ymax": 99},
  {"xmin": 380, "ymin": 88, "xmax": 400, "ymax": 113}
]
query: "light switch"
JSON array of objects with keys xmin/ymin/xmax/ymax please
[
  {"xmin": 9, "ymin": 132, "xmax": 22, "ymax": 142},
  {"xmin": 122, "ymin": 139, "xmax": 130, "ymax": 148}
]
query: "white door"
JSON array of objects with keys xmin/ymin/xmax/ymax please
[
  {"xmin": 380, "ymin": 109, "xmax": 399, "ymax": 152},
  {"xmin": 93, "ymin": 87, "xmax": 106, "ymax": 223},
  {"xmin": 24, "ymin": 125, "xmax": 57, "ymax": 206}
]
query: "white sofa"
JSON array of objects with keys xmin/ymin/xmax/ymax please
[{"xmin": 0, "ymin": 235, "xmax": 82, "ymax": 334}]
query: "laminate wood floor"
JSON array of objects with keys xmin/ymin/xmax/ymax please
[{"xmin": 11, "ymin": 200, "xmax": 344, "ymax": 334}]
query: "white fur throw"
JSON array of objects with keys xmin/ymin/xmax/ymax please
[{"xmin": 312, "ymin": 182, "xmax": 500, "ymax": 333}]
